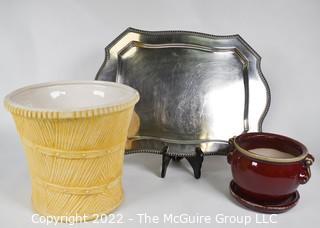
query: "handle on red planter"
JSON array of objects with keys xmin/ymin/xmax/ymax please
[
  {"xmin": 298, "ymin": 154, "xmax": 314, "ymax": 184},
  {"xmin": 227, "ymin": 137, "xmax": 236, "ymax": 165}
]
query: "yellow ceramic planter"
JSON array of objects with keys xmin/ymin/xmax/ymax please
[{"xmin": 4, "ymin": 81, "xmax": 139, "ymax": 222}]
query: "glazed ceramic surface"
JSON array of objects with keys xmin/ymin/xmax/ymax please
[
  {"xmin": 4, "ymin": 81, "xmax": 139, "ymax": 221},
  {"xmin": 229, "ymin": 181, "xmax": 300, "ymax": 213},
  {"xmin": 228, "ymin": 132, "xmax": 314, "ymax": 212}
]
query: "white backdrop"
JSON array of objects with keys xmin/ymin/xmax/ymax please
[{"xmin": 0, "ymin": 0, "xmax": 319, "ymax": 227}]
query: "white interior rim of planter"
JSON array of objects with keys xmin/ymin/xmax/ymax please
[
  {"xmin": 5, "ymin": 81, "xmax": 139, "ymax": 112},
  {"xmin": 231, "ymin": 137, "xmax": 308, "ymax": 163}
]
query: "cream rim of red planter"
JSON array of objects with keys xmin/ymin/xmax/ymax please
[{"xmin": 230, "ymin": 136, "xmax": 310, "ymax": 164}]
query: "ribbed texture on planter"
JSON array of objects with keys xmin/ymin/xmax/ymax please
[{"xmin": 9, "ymin": 106, "xmax": 135, "ymax": 222}]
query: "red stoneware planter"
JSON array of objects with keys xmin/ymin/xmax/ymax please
[{"xmin": 228, "ymin": 132, "xmax": 314, "ymax": 213}]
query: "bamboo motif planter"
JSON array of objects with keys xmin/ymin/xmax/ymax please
[{"xmin": 4, "ymin": 81, "xmax": 139, "ymax": 222}]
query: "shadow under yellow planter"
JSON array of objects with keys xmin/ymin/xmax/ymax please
[{"xmin": 4, "ymin": 81, "xmax": 139, "ymax": 222}]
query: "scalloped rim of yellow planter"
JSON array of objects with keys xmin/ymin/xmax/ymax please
[{"xmin": 4, "ymin": 81, "xmax": 139, "ymax": 119}]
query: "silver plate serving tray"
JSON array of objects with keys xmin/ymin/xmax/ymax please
[{"xmin": 96, "ymin": 28, "xmax": 270, "ymax": 158}]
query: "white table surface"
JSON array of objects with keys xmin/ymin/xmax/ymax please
[{"xmin": 0, "ymin": 0, "xmax": 319, "ymax": 227}]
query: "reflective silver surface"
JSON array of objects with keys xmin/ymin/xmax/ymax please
[{"xmin": 96, "ymin": 28, "xmax": 270, "ymax": 156}]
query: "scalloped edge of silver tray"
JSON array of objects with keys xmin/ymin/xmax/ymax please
[{"xmin": 96, "ymin": 27, "xmax": 271, "ymax": 157}]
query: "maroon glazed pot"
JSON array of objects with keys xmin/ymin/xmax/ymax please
[{"xmin": 228, "ymin": 132, "xmax": 314, "ymax": 204}]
